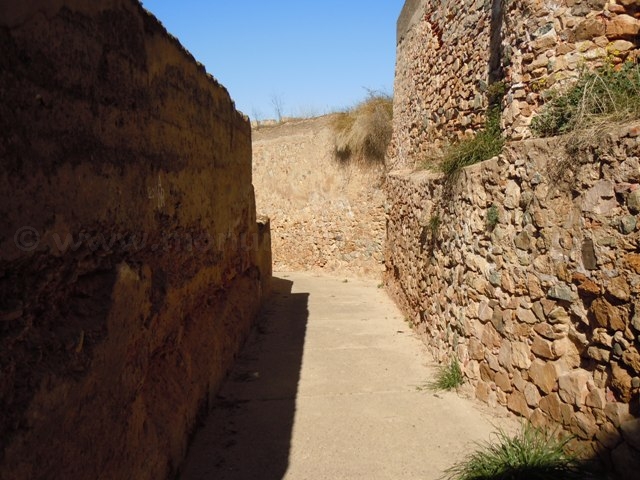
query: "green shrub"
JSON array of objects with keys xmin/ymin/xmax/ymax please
[
  {"xmin": 440, "ymin": 108, "xmax": 505, "ymax": 177},
  {"xmin": 444, "ymin": 424, "xmax": 605, "ymax": 480},
  {"xmin": 531, "ymin": 61, "xmax": 640, "ymax": 137},
  {"xmin": 429, "ymin": 357, "xmax": 464, "ymax": 391},
  {"xmin": 332, "ymin": 91, "xmax": 393, "ymax": 165},
  {"xmin": 486, "ymin": 205, "xmax": 499, "ymax": 230},
  {"xmin": 429, "ymin": 214, "xmax": 442, "ymax": 236}
]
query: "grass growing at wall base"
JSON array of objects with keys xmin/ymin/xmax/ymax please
[
  {"xmin": 439, "ymin": 108, "xmax": 505, "ymax": 177},
  {"xmin": 443, "ymin": 424, "xmax": 606, "ymax": 480},
  {"xmin": 428, "ymin": 357, "xmax": 464, "ymax": 391}
]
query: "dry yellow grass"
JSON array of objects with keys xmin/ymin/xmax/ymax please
[{"xmin": 331, "ymin": 93, "xmax": 393, "ymax": 165}]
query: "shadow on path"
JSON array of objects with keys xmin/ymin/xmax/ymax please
[{"xmin": 179, "ymin": 277, "xmax": 309, "ymax": 480}]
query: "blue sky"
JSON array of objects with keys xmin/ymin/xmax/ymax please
[{"xmin": 141, "ymin": 1, "xmax": 404, "ymax": 120}]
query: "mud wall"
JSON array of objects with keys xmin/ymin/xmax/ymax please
[
  {"xmin": 390, "ymin": 0, "xmax": 640, "ymax": 169},
  {"xmin": 0, "ymin": 1, "xmax": 270, "ymax": 479},
  {"xmin": 385, "ymin": 126, "xmax": 640, "ymax": 477},
  {"xmin": 253, "ymin": 116, "xmax": 386, "ymax": 278}
]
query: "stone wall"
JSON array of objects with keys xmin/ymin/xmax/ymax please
[
  {"xmin": 253, "ymin": 116, "xmax": 386, "ymax": 278},
  {"xmin": 390, "ymin": 0, "xmax": 640, "ymax": 169},
  {"xmin": 385, "ymin": 125, "xmax": 640, "ymax": 477},
  {"xmin": 0, "ymin": 1, "xmax": 270, "ymax": 479}
]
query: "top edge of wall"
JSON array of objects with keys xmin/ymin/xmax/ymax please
[
  {"xmin": 0, "ymin": 0, "xmax": 246, "ymax": 123},
  {"xmin": 396, "ymin": 0, "xmax": 426, "ymax": 45}
]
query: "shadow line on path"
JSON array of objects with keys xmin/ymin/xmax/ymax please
[{"xmin": 179, "ymin": 276, "xmax": 309, "ymax": 480}]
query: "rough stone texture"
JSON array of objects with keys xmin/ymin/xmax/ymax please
[
  {"xmin": 252, "ymin": 116, "xmax": 385, "ymax": 278},
  {"xmin": 390, "ymin": 0, "xmax": 640, "ymax": 169},
  {"xmin": 0, "ymin": 1, "xmax": 270, "ymax": 479},
  {"xmin": 385, "ymin": 125, "xmax": 640, "ymax": 478}
]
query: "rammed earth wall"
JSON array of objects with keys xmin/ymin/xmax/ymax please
[{"xmin": 0, "ymin": 1, "xmax": 270, "ymax": 478}]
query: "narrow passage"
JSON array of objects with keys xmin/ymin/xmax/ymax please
[{"xmin": 180, "ymin": 272, "xmax": 514, "ymax": 480}]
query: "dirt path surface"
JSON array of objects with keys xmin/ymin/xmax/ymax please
[{"xmin": 180, "ymin": 272, "xmax": 516, "ymax": 480}]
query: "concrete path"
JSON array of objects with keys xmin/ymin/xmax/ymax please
[{"xmin": 180, "ymin": 272, "xmax": 515, "ymax": 480}]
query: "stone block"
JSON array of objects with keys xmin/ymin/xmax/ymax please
[
  {"xmin": 468, "ymin": 337, "xmax": 485, "ymax": 361},
  {"xmin": 596, "ymin": 422, "xmax": 623, "ymax": 450},
  {"xmin": 476, "ymin": 380, "xmax": 491, "ymax": 403},
  {"xmin": 529, "ymin": 359, "xmax": 557, "ymax": 394},
  {"xmin": 621, "ymin": 419, "xmax": 640, "ymax": 451},
  {"xmin": 558, "ymin": 369, "xmax": 591, "ymax": 407},
  {"xmin": 534, "ymin": 322, "xmax": 567, "ymax": 340},
  {"xmin": 607, "ymin": 276, "xmax": 631, "ymax": 302},
  {"xmin": 606, "ymin": 14, "xmax": 640, "ymax": 40},
  {"xmin": 586, "ymin": 388, "xmax": 607, "ymax": 410},
  {"xmin": 481, "ymin": 323, "xmax": 501, "ymax": 348},
  {"xmin": 612, "ymin": 442, "xmax": 640, "ymax": 480},
  {"xmin": 572, "ymin": 272, "xmax": 601, "ymax": 295},
  {"xmin": 529, "ymin": 408, "xmax": 549, "ymax": 428},
  {"xmin": 532, "ymin": 335, "xmax": 556, "ymax": 359},
  {"xmin": 574, "ymin": 17, "xmax": 606, "ymax": 41},
  {"xmin": 591, "ymin": 298, "xmax": 627, "ymax": 331},
  {"xmin": 527, "ymin": 274, "xmax": 545, "ymax": 300},
  {"xmin": 524, "ymin": 382, "xmax": 542, "ymax": 407},
  {"xmin": 626, "ymin": 254, "xmax": 640, "ymax": 274},
  {"xmin": 582, "ymin": 180, "xmax": 617, "ymax": 215},
  {"xmin": 627, "ymin": 189, "xmax": 640, "ymax": 213},
  {"xmin": 495, "ymin": 371, "xmax": 513, "ymax": 392},
  {"xmin": 622, "ymin": 347, "xmax": 640, "ymax": 371},
  {"xmin": 486, "ymin": 352, "xmax": 501, "ymax": 372},
  {"xmin": 570, "ymin": 411, "xmax": 599, "ymax": 440},
  {"xmin": 587, "ymin": 346, "xmax": 611, "ymax": 363},
  {"xmin": 619, "ymin": 215, "xmax": 637, "ymax": 234},
  {"xmin": 539, "ymin": 393, "xmax": 563, "ymax": 423},
  {"xmin": 480, "ymin": 361, "xmax": 495, "ymax": 383},
  {"xmin": 605, "ymin": 402, "xmax": 633, "ymax": 427},
  {"xmin": 516, "ymin": 307, "xmax": 537, "ymax": 324},
  {"xmin": 498, "ymin": 341, "xmax": 512, "ymax": 369},
  {"xmin": 547, "ymin": 283, "xmax": 575, "ymax": 302},
  {"xmin": 507, "ymin": 390, "xmax": 531, "ymax": 418},
  {"xmin": 512, "ymin": 341, "xmax": 532, "ymax": 369},
  {"xmin": 611, "ymin": 362, "xmax": 633, "ymax": 402}
]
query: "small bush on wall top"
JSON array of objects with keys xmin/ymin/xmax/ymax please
[{"xmin": 331, "ymin": 91, "xmax": 393, "ymax": 166}]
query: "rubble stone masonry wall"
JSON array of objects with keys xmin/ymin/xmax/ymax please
[
  {"xmin": 388, "ymin": 1, "xmax": 640, "ymax": 475},
  {"xmin": 0, "ymin": 1, "xmax": 270, "ymax": 479},
  {"xmin": 385, "ymin": 126, "xmax": 640, "ymax": 477},
  {"xmin": 391, "ymin": 0, "xmax": 640, "ymax": 169}
]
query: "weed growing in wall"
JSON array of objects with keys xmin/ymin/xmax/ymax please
[
  {"xmin": 331, "ymin": 91, "xmax": 393, "ymax": 165},
  {"xmin": 439, "ymin": 107, "xmax": 505, "ymax": 178},
  {"xmin": 443, "ymin": 423, "xmax": 606, "ymax": 480},
  {"xmin": 531, "ymin": 61, "xmax": 640, "ymax": 138},
  {"xmin": 486, "ymin": 205, "xmax": 499, "ymax": 230}
]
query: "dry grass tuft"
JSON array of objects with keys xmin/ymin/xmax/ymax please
[
  {"xmin": 331, "ymin": 92, "xmax": 393, "ymax": 165},
  {"xmin": 531, "ymin": 61, "xmax": 640, "ymax": 138}
]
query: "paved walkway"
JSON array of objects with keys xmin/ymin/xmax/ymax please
[{"xmin": 180, "ymin": 272, "xmax": 514, "ymax": 480}]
